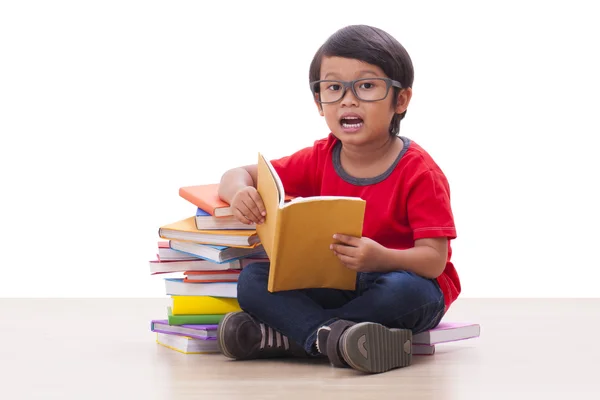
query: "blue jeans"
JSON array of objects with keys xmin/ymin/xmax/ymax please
[{"xmin": 236, "ymin": 262, "xmax": 446, "ymax": 355}]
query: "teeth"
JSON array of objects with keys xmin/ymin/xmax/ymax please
[{"xmin": 341, "ymin": 116, "xmax": 363, "ymax": 129}]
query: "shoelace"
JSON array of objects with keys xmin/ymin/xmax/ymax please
[{"xmin": 259, "ymin": 323, "xmax": 290, "ymax": 350}]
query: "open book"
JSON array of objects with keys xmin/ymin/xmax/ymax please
[{"xmin": 256, "ymin": 153, "xmax": 366, "ymax": 292}]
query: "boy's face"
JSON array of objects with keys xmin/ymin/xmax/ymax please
[{"xmin": 316, "ymin": 56, "xmax": 411, "ymax": 146}]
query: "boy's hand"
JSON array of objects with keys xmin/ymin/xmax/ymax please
[
  {"xmin": 230, "ymin": 186, "xmax": 266, "ymax": 225},
  {"xmin": 330, "ymin": 234, "xmax": 387, "ymax": 272}
]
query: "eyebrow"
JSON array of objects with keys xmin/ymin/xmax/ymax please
[{"xmin": 323, "ymin": 70, "xmax": 381, "ymax": 80}]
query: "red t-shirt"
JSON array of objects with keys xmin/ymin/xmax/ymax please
[{"xmin": 270, "ymin": 134, "xmax": 460, "ymax": 311}]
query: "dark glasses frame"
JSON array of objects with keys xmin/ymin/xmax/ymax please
[{"xmin": 310, "ymin": 77, "xmax": 402, "ymax": 104}]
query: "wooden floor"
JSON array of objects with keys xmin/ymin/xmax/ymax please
[{"xmin": 0, "ymin": 298, "xmax": 598, "ymax": 399}]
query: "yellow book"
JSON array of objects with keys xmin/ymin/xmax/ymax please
[
  {"xmin": 158, "ymin": 216, "xmax": 260, "ymax": 248},
  {"xmin": 171, "ymin": 295, "xmax": 241, "ymax": 315},
  {"xmin": 256, "ymin": 152, "xmax": 366, "ymax": 292}
]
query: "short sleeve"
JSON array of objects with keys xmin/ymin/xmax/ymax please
[
  {"xmin": 407, "ymin": 170, "xmax": 457, "ymax": 240},
  {"xmin": 270, "ymin": 145, "xmax": 321, "ymax": 198}
]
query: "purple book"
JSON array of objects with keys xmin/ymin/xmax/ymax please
[
  {"xmin": 413, "ymin": 322, "xmax": 481, "ymax": 345},
  {"xmin": 151, "ymin": 319, "xmax": 217, "ymax": 340}
]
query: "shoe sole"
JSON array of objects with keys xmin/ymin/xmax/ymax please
[
  {"xmin": 339, "ymin": 322, "xmax": 412, "ymax": 373},
  {"xmin": 216, "ymin": 311, "xmax": 242, "ymax": 359}
]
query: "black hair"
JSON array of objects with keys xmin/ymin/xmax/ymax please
[{"xmin": 309, "ymin": 25, "xmax": 414, "ymax": 136}]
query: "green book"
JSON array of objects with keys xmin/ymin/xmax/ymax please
[{"xmin": 166, "ymin": 307, "xmax": 225, "ymax": 325}]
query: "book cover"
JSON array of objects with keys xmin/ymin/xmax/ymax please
[
  {"xmin": 171, "ymin": 295, "xmax": 241, "ymax": 315},
  {"xmin": 256, "ymin": 152, "xmax": 366, "ymax": 292},
  {"xmin": 149, "ymin": 258, "xmax": 241, "ymax": 275},
  {"xmin": 180, "ymin": 183, "xmax": 295, "ymax": 218},
  {"xmin": 151, "ymin": 319, "xmax": 217, "ymax": 340},
  {"xmin": 179, "ymin": 183, "xmax": 233, "ymax": 217},
  {"xmin": 169, "ymin": 240, "xmax": 265, "ymax": 263},
  {"xmin": 156, "ymin": 333, "xmax": 219, "ymax": 354},
  {"xmin": 158, "ymin": 216, "xmax": 260, "ymax": 248},
  {"xmin": 166, "ymin": 307, "xmax": 225, "ymax": 325},
  {"xmin": 165, "ymin": 278, "xmax": 238, "ymax": 298},
  {"xmin": 158, "ymin": 240, "xmax": 200, "ymax": 260},
  {"xmin": 240, "ymin": 257, "xmax": 270, "ymax": 268},
  {"xmin": 412, "ymin": 322, "xmax": 481, "ymax": 345}
]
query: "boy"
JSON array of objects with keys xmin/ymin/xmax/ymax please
[{"xmin": 215, "ymin": 25, "xmax": 460, "ymax": 374}]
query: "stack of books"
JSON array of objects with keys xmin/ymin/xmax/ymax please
[{"xmin": 150, "ymin": 183, "xmax": 268, "ymax": 354}]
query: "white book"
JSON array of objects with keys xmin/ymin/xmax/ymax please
[
  {"xmin": 412, "ymin": 344, "xmax": 436, "ymax": 355},
  {"xmin": 413, "ymin": 322, "xmax": 481, "ymax": 345},
  {"xmin": 164, "ymin": 278, "xmax": 237, "ymax": 298},
  {"xmin": 195, "ymin": 208, "xmax": 256, "ymax": 230},
  {"xmin": 149, "ymin": 258, "xmax": 240, "ymax": 274},
  {"xmin": 170, "ymin": 240, "xmax": 265, "ymax": 263},
  {"xmin": 156, "ymin": 333, "xmax": 218, "ymax": 354},
  {"xmin": 158, "ymin": 245, "xmax": 199, "ymax": 261}
]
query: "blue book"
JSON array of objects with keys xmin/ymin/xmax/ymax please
[{"xmin": 169, "ymin": 240, "xmax": 266, "ymax": 264}]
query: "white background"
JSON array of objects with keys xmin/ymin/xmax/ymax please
[{"xmin": 1, "ymin": 0, "xmax": 598, "ymax": 297}]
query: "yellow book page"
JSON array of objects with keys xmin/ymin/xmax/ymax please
[
  {"xmin": 158, "ymin": 216, "xmax": 260, "ymax": 248},
  {"xmin": 270, "ymin": 198, "xmax": 364, "ymax": 291},
  {"xmin": 171, "ymin": 296, "xmax": 241, "ymax": 315},
  {"xmin": 160, "ymin": 216, "xmax": 257, "ymax": 236}
]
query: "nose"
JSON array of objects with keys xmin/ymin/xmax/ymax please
[{"xmin": 340, "ymin": 86, "xmax": 359, "ymax": 107}]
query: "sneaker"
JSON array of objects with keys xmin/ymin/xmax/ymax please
[
  {"xmin": 316, "ymin": 320, "xmax": 413, "ymax": 373},
  {"xmin": 316, "ymin": 320, "xmax": 355, "ymax": 367},
  {"xmin": 217, "ymin": 311, "xmax": 308, "ymax": 360},
  {"xmin": 339, "ymin": 322, "xmax": 413, "ymax": 373}
]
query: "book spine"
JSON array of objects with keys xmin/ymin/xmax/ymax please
[
  {"xmin": 168, "ymin": 314, "xmax": 225, "ymax": 325},
  {"xmin": 266, "ymin": 208, "xmax": 284, "ymax": 292}
]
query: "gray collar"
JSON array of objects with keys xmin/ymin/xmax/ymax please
[{"xmin": 332, "ymin": 136, "xmax": 411, "ymax": 186}]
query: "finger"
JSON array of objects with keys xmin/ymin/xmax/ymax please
[
  {"xmin": 240, "ymin": 198, "xmax": 262, "ymax": 223},
  {"xmin": 248, "ymin": 190, "xmax": 267, "ymax": 218},
  {"xmin": 233, "ymin": 208, "xmax": 254, "ymax": 225},
  {"xmin": 235, "ymin": 201, "xmax": 256, "ymax": 223},
  {"xmin": 240, "ymin": 196, "xmax": 263, "ymax": 223},
  {"xmin": 330, "ymin": 243, "xmax": 356, "ymax": 257},
  {"xmin": 333, "ymin": 234, "xmax": 360, "ymax": 246},
  {"xmin": 334, "ymin": 252, "xmax": 357, "ymax": 269}
]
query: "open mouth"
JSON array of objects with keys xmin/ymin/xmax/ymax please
[{"xmin": 340, "ymin": 116, "xmax": 364, "ymax": 129}]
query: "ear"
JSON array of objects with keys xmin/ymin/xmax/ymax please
[
  {"xmin": 314, "ymin": 94, "xmax": 324, "ymax": 116},
  {"xmin": 394, "ymin": 87, "xmax": 413, "ymax": 115}
]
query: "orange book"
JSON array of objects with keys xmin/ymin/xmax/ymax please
[
  {"xmin": 158, "ymin": 216, "xmax": 260, "ymax": 248},
  {"xmin": 256, "ymin": 153, "xmax": 366, "ymax": 292},
  {"xmin": 180, "ymin": 183, "xmax": 296, "ymax": 217},
  {"xmin": 179, "ymin": 184, "xmax": 233, "ymax": 217}
]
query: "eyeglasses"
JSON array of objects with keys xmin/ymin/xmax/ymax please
[{"xmin": 310, "ymin": 77, "xmax": 402, "ymax": 104}]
